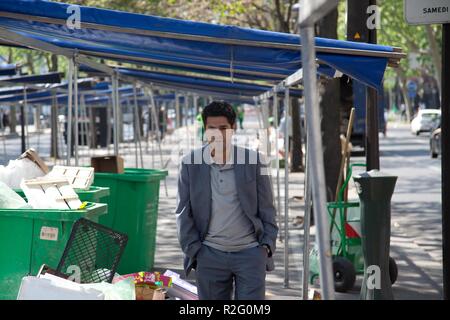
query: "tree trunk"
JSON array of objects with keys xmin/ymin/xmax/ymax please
[
  {"xmin": 425, "ymin": 25, "xmax": 442, "ymax": 99},
  {"xmin": 319, "ymin": 79, "xmax": 342, "ymax": 201},
  {"xmin": 26, "ymin": 53, "xmax": 35, "ymax": 74},
  {"xmin": 7, "ymin": 48, "xmax": 13, "ymax": 64},
  {"xmin": 9, "ymin": 105, "xmax": 17, "ymax": 135},
  {"xmin": 396, "ymin": 68, "xmax": 412, "ymax": 122},
  {"xmin": 50, "ymin": 54, "xmax": 59, "ymax": 72},
  {"xmin": 291, "ymin": 97, "xmax": 304, "ymax": 172},
  {"xmin": 317, "ymin": 9, "xmax": 342, "ymax": 201}
]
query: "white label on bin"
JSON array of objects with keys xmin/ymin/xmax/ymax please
[{"xmin": 40, "ymin": 227, "xmax": 59, "ymax": 241}]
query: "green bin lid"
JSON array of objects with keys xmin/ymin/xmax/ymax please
[
  {"xmin": 94, "ymin": 168, "xmax": 168, "ymax": 182},
  {"xmin": 0, "ymin": 202, "xmax": 107, "ymax": 221}
]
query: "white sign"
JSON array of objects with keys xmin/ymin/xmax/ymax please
[
  {"xmin": 298, "ymin": 0, "xmax": 339, "ymax": 27},
  {"xmin": 405, "ymin": 0, "xmax": 450, "ymax": 25},
  {"xmin": 40, "ymin": 227, "xmax": 59, "ymax": 241}
]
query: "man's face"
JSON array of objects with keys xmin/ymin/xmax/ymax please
[{"xmin": 204, "ymin": 116, "xmax": 236, "ymax": 150}]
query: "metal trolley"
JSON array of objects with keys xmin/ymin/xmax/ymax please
[{"xmin": 309, "ymin": 163, "xmax": 398, "ymax": 292}]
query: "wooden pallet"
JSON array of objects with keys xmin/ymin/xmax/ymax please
[
  {"xmin": 20, "ymin": 178, "xmax": 82, "ymax": 210},
  {"xmin": 47, "ymin": 166, "xmax": 94, "ymax": 190}
]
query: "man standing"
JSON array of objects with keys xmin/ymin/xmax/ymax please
[{"xmin": 176, "ymin": 101, "xmax": 278, "ymax": 300}]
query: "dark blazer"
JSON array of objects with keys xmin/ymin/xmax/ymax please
[{"xmin": 175, "ymin": 145, "xmax": 278, "ymax": 276}]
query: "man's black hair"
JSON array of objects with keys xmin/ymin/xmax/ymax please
[{"xmin": 202, "ymin": 101, "xmax": 236, "ymax": 126}]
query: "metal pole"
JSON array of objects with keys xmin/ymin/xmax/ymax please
[
  {"xmin": 300, "ymin": 25, "xmax": 335, "ymax": 300},
  {"xmin": 194, "ymin": 95, "xmax": 198, "ymax": 124},
  {"xmin": 20, "ymin": 103, "xmax": 25, "ymax": 153},
  {"xmin": 284, "ymin": 87, "xmax": 290, "ymax": 288},
  {"xmin": 151, "ymin": 100, "xmax": 155, "ymax": 168},
  {"xmin": 80, "ymin": 94, "xmax": 88, "ymax": 165},
  {"xmin": 127, "ymin": 97, "xmax": 138, "ymax": 168},
  {"xmin": 254, "ymin": 101, "xmax": 263, "ymax": 129},
  {"xmin": 302, "ymin": 128, "xmax": 312, "ymax": 300},
  {"xmin": 194, "ymin": 95, "xmax": 199, "ymax": 144},
  {"xmin": 21, "ymin": 87, "xmax": 28, "ymax": 153},
  {"xmin": 106, "ymin": 98, "xmax": 112, "ymax": 154},
  {"xmin": 133, "ymin": 84, "xmax": 144, "ymax": 168},
  {"xmin": 273, "ymin": 93, "xmax": 282, "ymax": 242},
  {"xmin": 55, "ymin": 101, "xmax": 63, "ymax": 165},
  {"xmin": 366, "ymin": 0, "xmax": 380, "ymax": 171},
  {"xmin": 23, "ymin": 88, "xmax": 30, "ymax": 151},
  {"xmin": 74, "ymin": 61, "xmax": 79, "ymax": 166},
  {"xmin": 36, "ymin": 106, "xmax": 41, "ymax": 154},
  {"xmin": 147, "ymin": 87, "xmax": 169, "ymax": 197},
  {"xmin": 112, "ymin": 74, "xmax": 119, "ymax": 156},
  {"xmin": 175, "ymin": 93, "xmax": 180, "ymax": 129},
  {"xmin": 184, "ymin": 95, "xmax": 190, "ymax": 150},
  {"xmin": 1, "ymin": 112, "xmax": 6, "ymax": 159},
  {"xmin": 116, "ymin": 78, "xmax": 122, "ymax": 157},
  {"xmin": 67, "ymin": 59, "xmax": 74, "ymax": 165},
  {"xmin": 442, "ymin": 23, "xmax": 450, "ymax": 300}
]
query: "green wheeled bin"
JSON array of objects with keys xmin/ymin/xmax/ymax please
[
  {"xmin": 0, "ymin": 203, "xmax": 107, "ymax": 300},
  {"xmin": 92, "ymin": 168, "xmax": 168, "ymax": 275},
  {"xmin": 14, "ymin": 186, "xmax": 110, "ymax": 204}
]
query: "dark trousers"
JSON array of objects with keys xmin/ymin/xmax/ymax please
[{"xmin": 195, "ymin": 245, "xmax": 267, "ymax": 300}]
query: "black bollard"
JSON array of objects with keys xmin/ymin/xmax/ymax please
[{"xmin": 353, "ymin": 170, "xmax": 397, "ymax": 300}]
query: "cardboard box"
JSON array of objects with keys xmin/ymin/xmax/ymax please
[
  {"xmin": 18, "ymin": 148, "xmax": 49, "ymax": 174},
  {"xmin": 91, "ymin": 156, "xmax": 124, "ymax": 174},
  {"xmin": 135, "ymin": 286, "xmax": 166, "ymax": 300}
]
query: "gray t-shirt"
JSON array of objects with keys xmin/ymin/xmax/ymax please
[{"xmin": 203, "ymin": 160, "xmax": 259, "ymax": 252}]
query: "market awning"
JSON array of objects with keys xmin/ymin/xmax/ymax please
[
  {"xmin": 0, "ymin": 86, "xmax": 38, "ymax": 96},
  {"xmin": 0, "ymin": 64, "xmax": 17, "ymax": 76},
  {"xmin": 0, "ymin": 0, "xmax": 404, "ymax": 90},
  {"xmin": 0, "ymin": 84, "xmax": 135, "ymax": 104},
  {"xmin": 0, "ymin": 72, "xmax": 62, "ymax": 85},
  {"xmin": 81, "ymin": 66, "xmax": 303, "ymax": 98}
]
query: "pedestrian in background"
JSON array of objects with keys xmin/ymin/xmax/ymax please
[
  {"xmin": 237, "ymin": 105, "xmax": 244, "ymax": 130},
  {"xmin": 196, "ymin": 107, "xmax": 204, "ymax": 142}
]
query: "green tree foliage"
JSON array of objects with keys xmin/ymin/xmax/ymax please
[{"xmin": 378, "ymin": 0, "xmax": 442, "ymax": 87}]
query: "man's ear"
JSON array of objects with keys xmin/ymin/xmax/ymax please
[{"xmin": 232, "ymin": 123, "xmax": 237, "ymax": 131}]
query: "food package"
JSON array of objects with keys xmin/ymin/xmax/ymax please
[
  {"xmin": 114, "ymin": 271, "xmax": 173, "ymax": 288},
  {"xmin": 135, "ymin": 286, "xmax": 166, "ymax": 300},
  {"xmin": 113, "ymin": 271, "xmax": 172, "ymax": 300}
]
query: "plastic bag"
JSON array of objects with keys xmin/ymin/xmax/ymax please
[
  {"xmin": 17, "ymin": 275, "xmax": 105, "ymax": 300},
  {"xmin": 81, "ymin": 278, "xmax": 136, "ymax": 300},
  {"xmin": 0, "ymin": 158, "xmax": 46, "ymax": 189},
  {"xmin": 0, "ymin": 181, "xmax": 29, "ymax": 209}
]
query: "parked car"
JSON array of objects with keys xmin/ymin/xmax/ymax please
[
  {"xmin": 430, "ymin": 125, "xmax": 441, "ymax": 158},
  {"xmin": 411, "ymin": 109, "xmax": 441, "ymax": 136}
]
